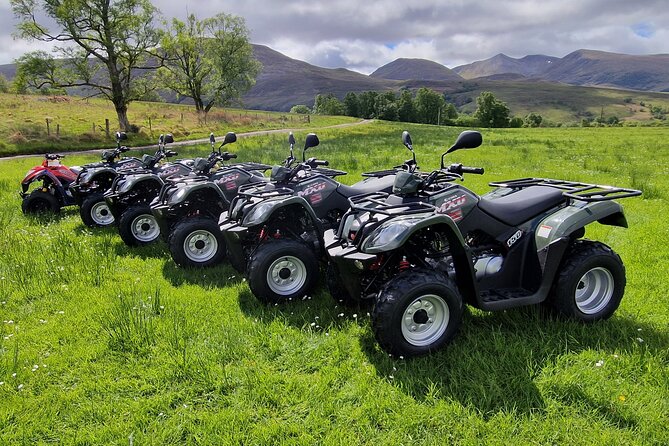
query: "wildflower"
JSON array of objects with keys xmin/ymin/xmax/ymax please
[
  {"xmin": 353, "ymin": 314, "xmax": 358, "ymax": 318},
  {"xmin": 310, "ymin": 322, "xmax": 316, "ymax": 327},
  {"xmin": 595, "ymin": 360, "xmax": 604, "ymax": 367},
  {"xmin": 17, "ymin": 384, "xmax": 24, "ymax": 390},
  {"xmin": 619, "ymin": 395, "xmax": 626, "ymax": 402},
  {"xmin": 636, "ymin": 338, "xmax": 644, "ymax": 343},
  {"xmin": 338, "ymin": 313, "xmax": 344, "ymax": 317}
]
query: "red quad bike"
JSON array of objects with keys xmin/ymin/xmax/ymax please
[
  {"xmin": 325, "ymin": 130, "xmax": 642, "ymax": 357},
  {"xmin": 20, "ymin": 153, "xmax": 80, "ymax": 214}
]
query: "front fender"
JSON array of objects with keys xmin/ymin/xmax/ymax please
[
  {"xmin": 535, "ymin": 200, "xmax": 628, "ymax": 252},
  {"xmin": 21, "ymin": 170, "xmax": 63, "ymax": 193},
  {"xmin": 171, "ymin": 182, "xmax": 226, "ymax": 206},
  {"xmin": 242, "ymin": 195, "xmax": 320, "ymax": 228}
]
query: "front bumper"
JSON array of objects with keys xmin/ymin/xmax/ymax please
[{"xmin": 324, "ymin": 229, "xmax": 377, "ymax": 301}]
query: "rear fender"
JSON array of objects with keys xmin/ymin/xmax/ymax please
[
  {"xmin": 535, "ymin": 200, "xmax": 628, "ymax": 252},
  {"xmin": 123, "ymin": 174, "xmax": 163, "ymax": 195},
  {"xmin": 21, "ymin": 170, "xmax": 63, "ymax": 193},
  {"xmin": 171, "ymin": 183, "xmax": 228, "ymax": 219},
  {"xmin": 243, "ymin": 196, "xmax": 319, "ymax": 228}
]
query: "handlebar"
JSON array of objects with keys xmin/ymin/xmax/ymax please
[
  {"xmin": 46, "ymin": 154, "xmax": 64, "ymax": 160},
  {"xmin": 165, "ymin": 150, "xmax": 178, "ymax": 157},
  {"xmin": 309, "ymin": 159, "xmax": 328, "ymax": 167},
  {"xmin": 447, "ymin": 163, "xmax": 484, "ymax": 175}
]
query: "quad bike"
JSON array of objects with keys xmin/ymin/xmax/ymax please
[
  {"xmin": 220, "ymin": 132, "xmax": 410, "ymax": 304},
  {"xmin": 152, "ymin": 133, "xmax": 296, "ymax": 268},
  {"xmin": 325, "ymin": 130, "xmax": 642, "ymax": 357},
  {"xmin": 20, "ymin": 153, "xmax": 81, "ymax": 214},
  {"xmin": 70, "ymin": 131, "xmax": 148, "ymax": 227},
  {"xmin": 104, "ymin": 133, "xmax": 198, "ymax": 246}
]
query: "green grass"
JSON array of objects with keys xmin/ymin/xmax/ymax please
[
  {"xmin": 0, "ymin": 123, "xmax": 668, "ymax": 444},
  {"xmin": 0, "ymin": 92, "xmax": 357, "ymax": 156}
]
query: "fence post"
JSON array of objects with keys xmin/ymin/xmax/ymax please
[
  {"xmin": 105, "ymin": 119, "xmax": 110, "ymax": 138},
  {"xmin": 180, "ymin": 113, "xmax": 183, "ymax": 124},
  {"xmin": 46, "ymin": 118, "xmax": 51, "ymax": 136},
  {"xmin": 56, "ymin": 124, "xmax": 60, "ymax": 137},
  {"xmin": 148, "ymin": 117, "xmax": 152, "ymax": 132},
  {"xmin": 92, "ymin": 123, "xmax": 96, "ymax": 133}
]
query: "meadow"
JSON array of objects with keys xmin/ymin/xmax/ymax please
[{"xmin": 0, "ymin": 121, "xmax": 667, "ymax": 444}]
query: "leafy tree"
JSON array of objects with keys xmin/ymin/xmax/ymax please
[
  {"xmin": 474, "ymin": 91, "xmax": 510, "ymax": 127},
  {"xmin": 358, "ymin": 91, "xmax": 378, "ymax": 119},
  {"xmin": 509, "ymin": 116, "xmax": 524, "ymax": 128},
  {"xmin": 443, "ymin": 103, "xmax": 458, "ymax": 122},
  {"xmin": 11, "ymin": 0, "xmax": 161, "ymax": 131},
  {"xmin": 0, "ymin": 74, "xmax": 9, "ymax": 93},
  {"xmin": 374, "ymin": 92, "xmax": 398, "ymax": 121},
  {"xmin": 343, "ymin": 92, "xmax": 360, "ymax": 117},
  {"xmin": 159, "ymin": 13, "xmax": 260, "ymax": 120},
  {"xmin": 290, "ymin": 104, "xmax": 311, "ymax": 114},
  {"xmin": 313, "ymin": 93, "xmax": 345, "ymax": 115},
  {"xmin": 415, "ymin": 87, "xmax": 446, "ymax": 125},
  {"xmin": 524, "ymin": 112, "xmax": 543, "ymax": 127},
  {"xmin": 397, "ymin": 90, "xmax": 416, "ymax": 123}
]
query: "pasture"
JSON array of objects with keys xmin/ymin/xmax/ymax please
[{"xmin": 0, "ymin": 122, "xmax": 667, "ymax": 444}]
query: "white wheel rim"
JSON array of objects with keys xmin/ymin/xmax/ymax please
[
  {"xmin": 91, "ymin": 201, "xmax": 115, "ymax": 225},
  {"xmin": 575, "ymin": 267, "xmax": 614, "ymax": 314},
  {"xmin": 401, "ymin": 294, "xmax": 450, "ymax": 347},
  {"xmin": 131, "ymin": 214, "xmax": 160, "ymax": 242},
  {"xmin": 266, "ymin": 255, "xmax": 307, "ymax": 296},
  {"xmin": 183, "ymin": 229, "xmax": 218, "ymax": 262}
]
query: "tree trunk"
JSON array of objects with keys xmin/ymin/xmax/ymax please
[{"xmin": 115, "ymin": 105, "xmax": 131, "ymax": 132}]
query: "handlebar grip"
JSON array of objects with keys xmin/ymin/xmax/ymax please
[
  {"xmin": 316, "ymin": 160, "xmax": 329, "ymax": 166},
  {"xmin": 166, "ymin": 150, "xmax": 178, "ymax": 157},
  {"xmin": 461, "ymin": 166, "xmax": 485, "ymax": 175},
  {"xmin": 228, "ymin": 153, "xmax": 238, "ymax": 159}
]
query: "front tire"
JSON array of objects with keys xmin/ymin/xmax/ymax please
[
  {"xmin": 548, "ymin": 240, "xmax": 625, "ymax": 322},
  {"xmin": 80, "ymin": 193, "xmax": 115, "ymax": 227},
  {"xmin": 247, "ymin": 239, "xmax": 319, "ymax": 304},
  {"xmin": 118, "ymin": 204, "xmax": 161, "ymax": 246},
  {"xmin": 372, "ymin": 268, "xmax": 463, "ymax": 357},
  {"xmin": 168, "ymin": 217, "xmax": 226, "ymax": 267},
  {"xmin": 22, "ymin": 190, "xmax": 61, "ymax": 215}
]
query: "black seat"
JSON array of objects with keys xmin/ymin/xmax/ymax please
[
  {"xmin": 479, "ymin": 186, "xmax": 566, "ymax": 226},
  {"xmin": 337, "ymin": 175, "xmax": 396, "ymax": 198}
]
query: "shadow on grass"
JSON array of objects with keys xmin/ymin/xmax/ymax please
[
  {"xmin": 161, "ymin": 260, "xmax": 243, "ymax": 289},
  {"xmin": 360, "ymin": 305, "xmax": 668, "ymax": 419}
]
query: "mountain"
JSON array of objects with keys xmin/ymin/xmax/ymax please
[
  {"xmin": 541, "ymin": 49, "xmax": 669, "ymax": 92},
  {"xmin": 243, "ymin": 45, "xmax": 397, "ymax": 111},
  {"xmin": 370, "ymin": 58, "xmax": 463, "ymax": 82},
  {"xmin": 454, "ymin": 50, "xmax": 669, "ymax": 92},
  {"xmin": 453, "ymin": 53, "xmax": 560, "ymax": 79}
]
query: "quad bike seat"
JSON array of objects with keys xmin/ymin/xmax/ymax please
[
  {"xmin": 478, "ymin": 185, "xmax": 566, "ymax": 226},
  {"xmin": 337, "ymin": 175, "xmax": 396, "ymax": 198}
]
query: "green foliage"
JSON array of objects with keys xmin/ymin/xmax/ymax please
[
  {"xmin": 0, "ymin": 74, "xmax": 9, "ymax": 93},
  {"xmin": 397, "ymin": 90, "xmax": 416, "ymax": 122},
  {"xmin": 475, "ymin": 91, "xmax": 511, "ymax": 127},
  {"xmin": 159, "ymin": 13, "xmax": 260, "ymax": 116},
  {"xmin": 524, "ymin": 112, "xmax": 543, "ymax": 127},
  {"xmin": 289, "ymin": 104, "xmax": 311, "ymax": 114},
  {"xmin": 11, "ymin": 0, "xmax": 160, "ymax": 131},
  {"xmin": 313, "ymin": 93, "xmax": 345, "ymax": 115},
  {"xmin": 343, "ymin": 92, "xmax": 359, "ymax": 117},
  {"xmin": 415, "ymin": 87, "xmax": 446, "ymax": 125},
  {"xmin": 358, "ymin": 91, "xmax": 378, "ymax": 119},
  {"xmin": 374, "ymin": 92, "xmax": 399, "ymax": 121},
  {"xmin": 509, "ymin": 116, "xmax": 524, "ymax": 128}
]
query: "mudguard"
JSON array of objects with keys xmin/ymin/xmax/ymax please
[
  {"xmin": 21, "ymin": 170, "xmax": 64, "ymax": 193},
  {"xmin": 241, "ymin": 195, "xmax": 321, "ymax": 229},
  {"xmin": 118, "ymin": 173, "xmax": 163, "ymax": 194},
  {"xmin": 535, "ymin": 200, "xmax": 627, "ymax": 252},
  {"xmin": 169, "ymin": 181, "xmax": 226, "ymax": 206},
  {"xmin": 360, "ymin": 213, "xmax": 478, "ymax": 303}
]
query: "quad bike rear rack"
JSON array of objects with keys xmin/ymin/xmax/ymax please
[{"xmin": 489, "ymin": 178, "xmax": 642, "ymax": 202}]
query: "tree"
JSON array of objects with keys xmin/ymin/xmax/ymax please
[
  {"xmin": 415, "ymin": 88, "xmax": 446, "ymax": 125},
  {"xmin": 474, "ymin": 91, "xmax": 511, "ymax": 127},
  {"xmin": 11, "ymin": 0, "xmax": 161, "ymax": 131},
  {"xmin": 443, "ymin": 103, "xmax": 458, "ymax": 122},
  {"xmin": 313, "ymin": 93, "xmax": 345, "ymax": 115},
  {"xmin": 290, "ymin": 104, "xmax": 311, "ymax": 114},
  {"xmin": 0, "ymin": 74, "xmax": 9, "ymax": 93},
  {"xmin": 343, "ymin": 92, "xmax": 360, "ymax": 117},
  {"xmin": 374, "ymin": 92, "xmax": 398, "ymax": 121},
  {"xmin": 397, "ymin": 90, "xmax": 416, "ymax": 123},
  {"xmin": 159, "ymin": 13, "xmax": 260, "ymax": 120},
  {"xmin": 358, "ymin": 91, "xmax": 378, "ymax": 119},
  {"xmin": 524, "ymin": 112, "xmax": 543, "ymax": 127}
]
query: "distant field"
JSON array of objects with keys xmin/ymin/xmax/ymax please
[
  {"xmin": 0, "ymin": 93, "xmax": 357, "ymax": 156},
  {"xmin": 0, "ymin": 122, "xmax": 667, "ymax": 444}
]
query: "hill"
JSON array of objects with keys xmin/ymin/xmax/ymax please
[
  {"xmin": 370, "ymin": 58, "xmax": 463, "ymax": 82},
  {"xmin": 453, "ymin": 53, "xmax": 559, "ymax": 79}
]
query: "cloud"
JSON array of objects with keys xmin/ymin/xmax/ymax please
[{"xmin": 1, "ymin": 0, "xmax": 668, "ymax": 71}]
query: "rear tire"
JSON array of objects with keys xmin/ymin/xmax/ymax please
[
  {"xmin": 548, "ymin": 240, "xmax": 625, "ymax": 322},
  {"xmin": 168, "ymin": 217, "xmax": 226, "ymax": 267},
  {"xmin": 22, "ymin": 190, "xmax": 61, "ymax": 215},
  {"xmin": 118, "ymin": 204, "xmax": 161, "ymax": 246},
  {"xmin": 80, "ymin": 193, "xmax": 115, "ymax": 227},
  {"xmin": 372, "ymin": 268, "xmax": 463, "ymax": 357},
  {"xmin": 247, "ymin": 239, "xmax": 319, "ymax": 304}
]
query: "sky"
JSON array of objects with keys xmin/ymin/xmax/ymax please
[{"xmin": 1, "ymin": 0, "xmax": 668, "ymax": 73}]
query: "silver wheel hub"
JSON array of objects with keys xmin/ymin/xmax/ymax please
[
  {"xmin": 266, "ymin": 255, "xmax": 307, "ymax": 296},
  {"xmin": 183, "ymin": 229, "xmax": 218, "ymax": 262},
  {"xmin": 91, "ymin": 201, "xmax": 114, "ymax": 225},
  {"xmin": 131, "ymin": 214, "xmax": 160, "ymax": 242},
  {"xmin": 575, "ymin": 267, "xmax": 614, "ymax": 314},
  {"xmin": 401, "ymin": 294, "xmax": 449, "ymax": 347}
]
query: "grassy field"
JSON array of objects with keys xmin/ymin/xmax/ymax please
[
  {"xmin": 0, "ymin": 93, "xmax": 357, "ymax": 156},
  {"xmin": 0, "ymin": 122, "xmax": 667, "ymax": 444}
]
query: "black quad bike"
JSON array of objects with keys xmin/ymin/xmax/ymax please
[
  {"xmin": 20, "ymin": 153, "xmax": 80, "ymax": 214},
  {"xmin": 104, "ymin": 133, "xmax": 197, "ymax": 246},
  {"xmin": 325, "ymin": 130, "xmax": 642, "ymax": 357},
  {"xmin": 220, "ymin": 133, "xmax": 408, "ymax": 304},
  {"xmin": 151, "ymin": 132, "xmax": 272, "ymax": 267},
  {"xmin": 70, "ymin": 131, "xmax": 147, "ymax": 227}
]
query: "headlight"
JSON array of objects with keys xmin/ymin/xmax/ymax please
[
  {"xmin": 168, "ymin": 187, "xmax": 188, "ymax": 204},
  {"xmin": 242, "ymin": 199, "xmax": 280, "ymax": 227},
  {"xmin": 361, "ymin": 215, "xmax": 427, "ymax": 252}
]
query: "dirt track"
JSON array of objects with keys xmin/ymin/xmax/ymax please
[{"xmin": 0, "ymin": 119, "xmax": 374, "ymax": 161}]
